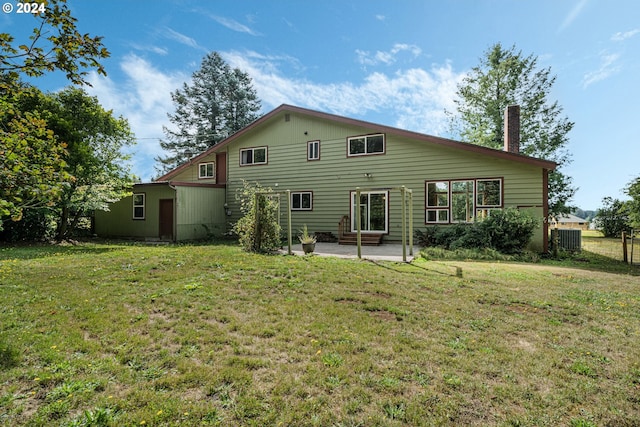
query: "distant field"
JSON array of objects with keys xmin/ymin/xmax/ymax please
[
  {"xmin": 0, "ymin": 241, "xmax": 638, "ymax": 426},
  {"xmin": 582, "ymin": 230, "xmax": 639, "ymax": 264}
]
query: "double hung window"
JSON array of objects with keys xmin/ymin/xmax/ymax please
[
  {"xmin": 133, "ymin": 193, "xmax": 145, "ymax": 219},
  {"xmin": 308, "ymin": 140, "xmax": 320, "ymax": 160}
]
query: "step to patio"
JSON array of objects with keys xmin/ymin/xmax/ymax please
[{"xmin": 338, "ymin": 233, "xmax": 383, "ymax": 246}]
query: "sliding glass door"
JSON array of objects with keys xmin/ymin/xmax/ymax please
[{"xmin": 350, "ymin": 191, "xmax": 388, "ymax": 233}]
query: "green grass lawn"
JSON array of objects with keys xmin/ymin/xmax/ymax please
[{"xmin": 0, "ymin": 241, "xmax": 639, "ymax": 426}]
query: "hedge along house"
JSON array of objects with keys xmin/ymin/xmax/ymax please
[{"xmin": 96, "ymin": 104, "xmax": 556, "ymax": 251}]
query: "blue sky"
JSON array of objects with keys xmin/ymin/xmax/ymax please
[{"xmin": 3, "ymin": 0, "xmax": 639, "ymax": 210}]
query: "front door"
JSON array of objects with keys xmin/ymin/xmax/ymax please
[
  {"xmin": 159, "ymin": 199, "xmax": 174, "ymax": 240},
  {"xmin": 350, "ymin": 191, "xmax": 388, "ymax": 233}
]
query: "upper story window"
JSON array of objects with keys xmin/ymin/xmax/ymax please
[
  {"xmin": 132, "ymin": 193, "xmax": 145, "ymax": 220},
  {"xmin": 240, "ymin": 147, "xmax": 267, "ymax": 166},
  {"xmin": 348, "ymin": 134, "xmax": 385, "ymax": 157},
  {"xmin": 308, "ymin": 140, "xmax": 320, "ymax": 161},
  {"xmin": 199, "ymin": 162, "xmax": 215, "ymax": 178}
]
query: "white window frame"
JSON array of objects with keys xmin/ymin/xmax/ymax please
[
  {"xmin": 240, "ymin": 146, "xmax": 267, "ymax": 166},
  {"xmin": 291, "ymin": 191, "xmax": 313, "ymax": 211},
  {"xmin": 426, "ymin": 209, "xmax": 449, "ymax": 223},
  {"xmin": 350, "ymin": 190, "xmax": 389, "ymax": 233},
  {"xmin": 425, "ymin": 178, "xmax": 503, "ymax": 224},
  {"xmin": 308, "ymin": 140, "xmax": 320, "ymax": 161},
  {"xmin": 426, "ymin": 181, "xmax": 449, "ymax": 224},
  {"xmin": 198, "ymin": 162, "xmax": 215, "ymax": 179},
  {"xmin": 132, "ymin": 193, "xmax": 145, "ymax": 220},
  {"xmin": 476, "ymin": 178, "xmax": 502, "ymax": 208},
  {"xmin": 450, "ymin": 180, "xmax": 474, "ymax": 223},
  {"xmin": 347, "ymin": 133, "xmax": 385, "ymax": 157}
]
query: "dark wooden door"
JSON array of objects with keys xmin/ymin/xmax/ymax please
[{"xmin": 159, "ymin": 199, "xmax": 174, "ymax": 240}]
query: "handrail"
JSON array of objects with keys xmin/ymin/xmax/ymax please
[{"xmin": 338, "ymin": 215, "xmax": 349, "ymax": 239}]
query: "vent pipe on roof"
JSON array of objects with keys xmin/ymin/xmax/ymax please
[{"xmin": 504, "ymin": 105, "xmax": 520, "ymax": 154}]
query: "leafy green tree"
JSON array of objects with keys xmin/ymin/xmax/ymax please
[
  {"xmin": 595, "ymin": 197, "xmax": 630, "ymax": 238},
  {"xmin": 1, "ymin": 85, "xmax": 134, "ymax": 239},
  {"xmin": 0, "ymin": 79, "xmax": 69, "ymax": 232},
  {"xmin": 157, "ymin": 52, "xmax": 261, "ymax": 173},
  {"xmin": 1, "ymin": 0, "xmax": 110, "ymax": 232},
  {"xmin": 43, "ymin": 88, "xmax": 135, "ymax": 239},
  {"xmin": 624, "ymin": 176, "xmax": 640, "ymax": 229},
  {"xmin": 449, "ymin": 43, "xmax": 575, "ymax": 217},
  {"xmin": 0, "ymin": 0, "xmax": 109, "ymax": 85}
]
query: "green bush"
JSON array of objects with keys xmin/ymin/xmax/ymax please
[
  {"xmin": 233, "ymin": 181, "xmax": 282, "ymax": 252},
  {"xmin": 478, "ymin": 208, "xmax": 539, "ymax": 254},
  {"xmin": 415, "ymin": 208, "xmax": 539, "ymax": 254}
]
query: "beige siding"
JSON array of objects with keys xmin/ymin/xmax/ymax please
[
  {"xmin": 175, "ymin": 186, "xmax": 226, "ymax": 240},
  {"xmin": 224, "ymin": 111, "xmax": 548, "ymax": 249}
]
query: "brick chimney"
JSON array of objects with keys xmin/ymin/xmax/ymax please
[{"xmin": 504, "ymin": 105, "xmax": 520, "ymax": 154}]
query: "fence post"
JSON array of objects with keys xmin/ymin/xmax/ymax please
[{"xmin": 622, "ymin": 232, "xmax": 628, "ymax": 263}]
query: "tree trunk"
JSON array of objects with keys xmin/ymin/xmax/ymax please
[{"xmin": 56, "ymin": 205, "xmax": 69, "ymax": 241}]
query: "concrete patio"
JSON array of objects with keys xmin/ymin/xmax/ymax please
[{"xmin": 282, "ymin": 242, "xmax": 416, "ymax": 262}]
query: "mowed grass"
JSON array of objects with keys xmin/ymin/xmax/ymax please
[{"xmin": 0, "ymin": 242, "xmax": 639, "ymax": 426}]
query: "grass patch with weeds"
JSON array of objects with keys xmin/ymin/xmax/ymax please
[{"xmin": 0, "ymin": 241, "xmax": 638, "ymax": 425}]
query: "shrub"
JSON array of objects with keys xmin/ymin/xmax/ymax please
[
  {"xmin": 233, "ymin": 181, "xmax": 282, "ymax": 252},
  {"xmin": 414, "ymin": 208, "xmax": 539, "ymax": 254},
  {"xmin": 477, "ymin": 208, "xmax": 539, "ymax": 254}
]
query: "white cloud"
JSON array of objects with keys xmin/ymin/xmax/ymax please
[
  {"xmin": 130, "ymin": 43, "xmax": 169, "ymax": 56},
  {"xmin": 224, "ymin": 50, "xmax": 462, "ymax": 135},
  {"xmin": 582, "ymin": 52, "xmax": 621, "ymax": 88},
  {"xmin": 84, "ymin": 50, "xmax": 465, "ymax": 180},
  {"xmin": 206, "ymin": 14, "xmax": 260, "ymax": 36},
  {"xmin": 611, "ymin": 28, "xmax": 640, "ymax": 41},
  {"xmin": 356, "ymin": 43, "xmax": 422, "ymax": 66},
  {"xmin": 559, "ymin": 0, "xmax": 588, "ymax": 32},
  {"xmin": 86, "ymin": 54, "xmax": 188, "ymax": 180},
  {"xmin": 375, "ymin": 14, "xmax": 386, "ymax": 21},
  {"xmin": 162, "ymin": 27, "xmax": 202, "ymax": 50}
]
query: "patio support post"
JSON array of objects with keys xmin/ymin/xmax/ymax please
[
  {"xmin": 401, "ymin": 186, "xmax": 407, "ymax": 262},
  {"xmin": 356, "ymin": 187, "xmax": 362, "ymax": 259},
  {"xmin": 408, "ymin": 189, "xmax": 414, "ymax": 256},
  {"xmin": 286, "ymin": 190, "xmax": 292, "ymax": 255}
]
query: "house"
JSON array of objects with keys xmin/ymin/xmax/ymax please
[
  {"xmin": 550, "ymin": 213, "xmax": 590, "ymax": 230},
  {"xmin": 95, "ymin": 104, "xmax": 556, "ymax": 251}
]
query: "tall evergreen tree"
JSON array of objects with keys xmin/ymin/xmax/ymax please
[
  {"xmin": 449, "ymin": 43, "xmax": 575, "ymax": 217},
  {"xmin": 156, "ymin": 52, "xmax": 261, "ymax": 173}
]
